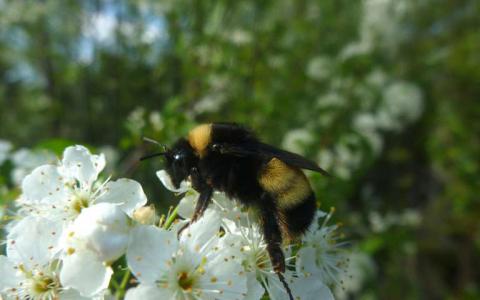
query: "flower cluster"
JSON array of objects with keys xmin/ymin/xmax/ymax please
[
  {"xmin": 1, "ymin": 145, "xmax": 347, "ymax": 300},
  {"xmin": 1, "ymin": 145, "xmax": 147, "ymax": 299}
]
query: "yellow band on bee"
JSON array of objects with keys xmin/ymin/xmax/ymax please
[{"xmin": 188, "ymin": 124, "xmax": 212, "ymax": 157}]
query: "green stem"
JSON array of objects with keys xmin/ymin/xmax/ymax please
[
  {"xmin": 115, "ymin": 269, "xmax": 131, "ymax": 299},
  {"xmin": 163, "ymin": 205, "xmax": 179, "ymax": 229}
]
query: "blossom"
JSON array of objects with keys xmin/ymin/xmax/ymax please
[
  {"xmin": 126, "ymin": 210, "xmax": 247, "ymax": 300},
  {"xmin": 157, "ymin": 170, "xmax": 248, "ymax": 227},
  {"xmin": 20, "ymin": 145, "xmax": 147, "ymax": 222},
  {"xmin": 60, "ymin": 203, "xmax": 132, "ymax": 297},
  {"xmin": 296, "ymin": 210, "xmax": 348, "ymax": 286},
  {"xmin": 11, "ymin": 145, "xmax": 147, "ymax": 297},
  {"xmin": 0, "ymin": 216, "xmax": 93, "ymax": 299}
]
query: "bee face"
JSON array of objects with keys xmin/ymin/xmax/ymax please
[{"xmin": 164, "ymin": 138, "xmax": 197, "ymax": 188}]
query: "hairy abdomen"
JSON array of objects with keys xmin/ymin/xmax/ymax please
[{"xmin": 258, "ymin": 158, "xmax": 316, "ymax": 241}]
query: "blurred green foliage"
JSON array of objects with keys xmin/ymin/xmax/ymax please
[{"xmin": 0, "ymin": 0, "xmax": 479, "ymax": 299}]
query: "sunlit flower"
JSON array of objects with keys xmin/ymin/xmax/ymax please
[
  {"xmin": 20, "ymin": 145, "xmax": 147, "ymax": 222},
  {"xmin": 1, "ymin": 216, "xmax": 93, "ymax": 299},
  {"xmin": 60, "ymin": 203, "xmax": 132, "ymax": 297},
  {"xmin": 126, "ymin": 210, "xmax": 247, "ymax": 300},
  {"xmin": 157, "ymin": 170, "xmax": 248, "ymax": 226},
  {"xmin": 296, "ymin": 210, "xmax": 349, "ymax": 286}
]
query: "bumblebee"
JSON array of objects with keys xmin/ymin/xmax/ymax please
[{"xmin": 143, "ymin": 123, "xmax": 328, "ymax": 300}]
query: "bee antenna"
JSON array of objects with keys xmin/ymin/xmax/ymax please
[
  {"xmin": 142, "ymin": 136, "xmax": 162, "ymax": 145},
  {"xmin": 142, "ymin": 136, "xmax": 168, "ymax": 152},
  {"xmin": 140, "ymin": 152, "xmax": 167, "ymax": 161},
  {"xmin": 277, "ymin": 272, "xmax": 294, "ymax": 300}
]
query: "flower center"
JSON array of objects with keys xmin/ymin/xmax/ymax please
[
  {"xmin": 177, "ymin": 271, "xmax": 194, "ymax": 292},
  {"xmin": 71, "ymin": 194, "xmax": 90, "ymax": 213},
  {"xmin": 255, "ymin": 249, "xmax": 270, "ymax": 270},
  {"xmin": 29, "ymin": 274, "xmax": 58, "ymax": 297}
]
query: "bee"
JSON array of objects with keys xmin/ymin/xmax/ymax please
[{"xmin": 142, "ymin": 123, "xmax": 329, "ymax": 300}]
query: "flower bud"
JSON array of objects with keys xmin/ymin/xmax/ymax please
[{"xmin": 133, "ymin": 204, "xmax": 158, "ymax": 225}]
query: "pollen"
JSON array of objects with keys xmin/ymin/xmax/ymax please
[
  {"xmin": 67, "ymin": 247, "xmax": 75, "ymax": 255},
  {"xmin": 177, "ymin": 272, "xmax": 194, "ymax": 291}
]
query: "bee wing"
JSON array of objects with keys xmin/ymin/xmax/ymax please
[{"xmin": 216, "ymin": 142, "xmax": 330, "ymax": 176}]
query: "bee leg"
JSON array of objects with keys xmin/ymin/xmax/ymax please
[
  {"xmin": 258, "ymin": 196, "xmax": 294, "ymax": 300},
  {"xmin": 178, "ymin": 168, "xmax": 213, "ymax": 237}
]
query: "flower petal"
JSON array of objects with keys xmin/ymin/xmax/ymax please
[
  {"xmin": 96, "ymin": 179, "xmax": 147, "ymax": 216},
  {"xmin": 61, "ymin": 145, "xmax": 105, "ymax": 186},
  {"xmin": 245, "ymin": 271, "xmax": 265, "ymax": 300},
  {"xmin": 176, "ymin": 191, "xmax": 198, "ymax": 219},
  {"xmin": 6, "ymin": 216, "xmax": 62, "ymax": 267},
  {"xmin": 125, "ymin": 284, "xmax": 174, "ymax": 300},
  {"xmin": 156, "ymin": 170, "xmax": 190, "ymax": 193},
  {"xmin": 59, "ymin": 288, "xmax": 95, "ymax": 300},
  {"xmin": 292, "ymin": 276, "xmax": 334, "ymax": 300},
  {"xmin": 0, "ymin": 256, "xmax": 20, "ymax": 291},
  {"xmin": 180, "ymin": 209, "xmax": 221, "ymax": 254},
  {"xmin": 295, "ymin": 246, "xmax": 318, "ymax": 277},
  {"xmin": 60, "ymin": 250, "xmax": 112, "ymax": 297},
  {"xmin": 268, "ymin": 272, "xmax": 334, "ymax": 300},
  {"xmin": 64, "ymin": 203, "xmax": 130, "ymax": 262},
  {"xmin": 21, "ymin": 164, "xmax": 67, "ymax": 204},
  {"xmin": 198, "ymin": 245, "xmax": 248, "ymax": 300},
  {"xmin": 127, "ymin": 225, "xmax": 177, "ymax": 284}
]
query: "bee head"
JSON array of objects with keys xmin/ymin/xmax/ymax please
[
  {"xmin": 140, "ymin": 137, "xmax": 197, "ymax": 189},
  {"xmin": 164, "ymin": 138, "xmax": 197, "ymax": 188}
]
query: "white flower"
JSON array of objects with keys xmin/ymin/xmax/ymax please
[
  {"xmin": 20, "ymin": 145, "xmax": 147, "ymax": 222},
  {"xmin": 296, "ymin": 210, "xmax": 348, "ymax": 286},
  {"xmin": 334, "ymin": 251, "xmax": 376, "ymax": 300},
  {"xmin": 157, "ymin": 170, "xmax": 249, "ymax": 227},
  {"xmin": 1, "ymin": 216, "xmax": 92, "ymax": 299},
  {"xmin": 126, "ymin": 210, "xmax": 247, "ymax": 300},
  {"xmin": 60, "ymin": 203, "xmax": 132, "ymax": 297},
  {"xmin": 220, "ymin": 214, "xmax": 293, "ymax": 300},
  {"xmin": 221, "ymin": 212, "xmax": 336, "ymax": 300}
]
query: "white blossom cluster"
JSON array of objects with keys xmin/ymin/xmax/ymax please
[{"xmin": 1, "ymin": 145, "xmax": 347, "ymax": 300}]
